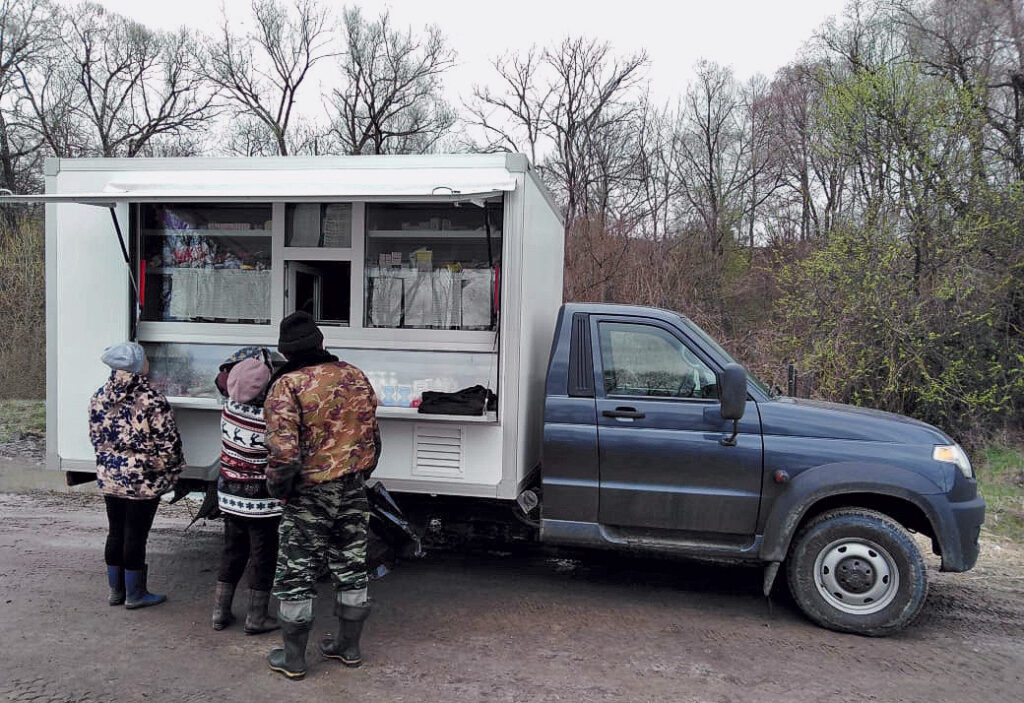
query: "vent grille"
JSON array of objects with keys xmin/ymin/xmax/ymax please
[{"xmin": 413, "ymin": 424, "xmax": 464, "ymax": 478}]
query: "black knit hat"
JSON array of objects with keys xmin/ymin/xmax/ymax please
[{"xmin": 278, "ymin": 311, "xmax": 324, "ymax": 354}]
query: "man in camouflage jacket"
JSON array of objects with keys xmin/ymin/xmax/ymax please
[{"xmin": 263, "ymin": 312, "xmax": 380, "ymax": 680}]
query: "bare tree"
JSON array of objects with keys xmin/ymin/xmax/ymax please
[
  {"xmin": 739, "ymin": 74, "xmax": 784, "ymax": 248},
  {"xmin": 764, "ymin": 61, "xmax": 848, "ymax": 242},
  {"xmin": 541, "ymin": 39, "xmax": 648, "ymax": 226},
  {"xmin": 205, "ymin": 0, "xmax": 333, "ymax": 156},
  {"xmin": 465, "ymin": 48, "xmax": 549, "ymax": 163},
  {"xmin": 894, "ymin": 0, "xmax": 1024, "ymax": 181},
  {"xmin": 15, "ymin": 40, "xmax": 83, "ymax": 158},
  {"xmin": 223, "ymin": 116, "xmax": 279, "ymax": 157},
  {"xmin": 326, "ymin": 8, "xmax": 455, "ymax": 155},
  {"xmin": 816, "ymin": 0, "xmax": 907, "ymax": 75},
  {"xmin": 468, "ymin": 38, "xmax": 647, "ymax": 229},
  {"xmin": 671, "ymin": 61, "xmax": 753, "ymax": 258},
  {"xmin": 19, "ymin": 2, "xmax": 216, "ymax": 158},
  {"xmin": 632, "ymin": 100, "xmax": 677, "ymax": 240},
  {"xmin": 0, "ymin": 0, "xmax": 50, "ymax": 192}
]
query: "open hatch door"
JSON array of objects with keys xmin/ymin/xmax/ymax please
[{"xmin": 0, "ymin": 191, "xmax": 139, "ymax": 336}]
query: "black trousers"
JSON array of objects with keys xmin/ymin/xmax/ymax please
[
  {"xmin": 218, "ymin": 514, "xmax": 281, "ymax": 592},
  {"xmin": 103, "ymin": 496, "xmax": 160, "ymax": 571}
]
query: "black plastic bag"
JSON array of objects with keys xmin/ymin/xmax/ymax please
[{"xmin": 417, "ymin": 385, "xmax": 497, "ymax": 415}]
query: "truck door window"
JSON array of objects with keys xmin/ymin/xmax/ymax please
[{"xmin": 598, "ymin": 322, "xmax": 718, "ymax": 399}]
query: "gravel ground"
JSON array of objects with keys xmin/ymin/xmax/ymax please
[{"xmin": 0, "ymin": 491, "xmax": 1021, "ymax": 703}]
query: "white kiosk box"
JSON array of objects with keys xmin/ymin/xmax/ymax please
[{"xmin": 14, "ymin": 154, "xmax": 564, "ymax": 500}]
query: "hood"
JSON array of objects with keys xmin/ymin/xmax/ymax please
[
  {"xmin": 219, "ymin": 346, "xmax": 269, "ymax": 372},
  {"xmin": 217, "ymin": 346, "xmax": 276, "ymax": 397},
  {"xmin": 758, "ymin": 397, "xmax": 952, "ymax": 445},
  {"xmin": 102, "ymin": 369, "xmax": 145, "ymax": 404}
]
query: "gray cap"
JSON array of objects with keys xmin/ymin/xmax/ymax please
[{"xmin": 101, "ymin": 342, "xmax": 146, "ymax": 374}]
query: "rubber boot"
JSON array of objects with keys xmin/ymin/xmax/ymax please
[
  {"xmin": 212, "ymin": 581, "xmax": 236, "ymax": 630},
  {"xmin": 244, "ymin": 589, "xmax": 280, "ymax": 635},
  {"xmin": 267, "ymin": 618, "xmax": 311, "ymax": 680},
  {"xmin": 107, "ymin": 566, "xmax": 125, "ymax": 606},
  {"xmin": 124, "ymin": 567, "xmax": 167, "ymax": 609},
  {"xmin": 141, "ymin": 564, "xmax": 154, "ymax": 595},
  {"xmin": 319, "ymin": 602, "xmax": 371, "ymax": 667}
]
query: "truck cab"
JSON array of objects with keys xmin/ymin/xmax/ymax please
[{"xmin": 539, "ymin": 303, "xmax": 985, "ymax": 636}]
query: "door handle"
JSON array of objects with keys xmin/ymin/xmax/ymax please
[{"xmin": 602, "ymin": 407, "xmax": 645, "ymax": 420}]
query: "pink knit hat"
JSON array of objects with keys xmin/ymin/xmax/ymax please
[{"xmin": 227, "ymin": 357, "xmax": 271, "ymax": 404}]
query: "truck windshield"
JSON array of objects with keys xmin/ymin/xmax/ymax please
[{"xmin": 678, "ymin": 315, "xmax": 773, "ymax": 397}]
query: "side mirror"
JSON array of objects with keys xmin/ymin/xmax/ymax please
[{"xmin": 719, "ymin": 363, "xmax": 747, "ymax": 446}]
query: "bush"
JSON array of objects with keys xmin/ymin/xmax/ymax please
[
  {"xmin": 776, "ymin": 190, "xmax": 1024, "ymax": 443},
  {"xmin": 0, "ymin": 212, "xmax": 45, "ymax": 399}
]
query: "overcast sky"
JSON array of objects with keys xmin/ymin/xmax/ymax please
[{"xmin": 84, "ymin": 0, "xmax": 850, "ymax": 107}]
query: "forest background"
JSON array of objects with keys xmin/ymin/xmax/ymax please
[{"xmin": 0, "ymin": 0, "xmax": 1021, "ymax": 455}]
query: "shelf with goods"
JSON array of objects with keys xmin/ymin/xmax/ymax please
[
  {"xmin": 143, "ymin": 228, "xmax": 272, "ymax": 238},
  {"xmin": 365, "ymin": 266, "xmax": 497, "ymax": 330},
  {"xmin": 144, "ymin": 267, "xmax": 269, "ymax": 275},
  {"xmin": 140, "ymin": 213, "xmax": 272, "ymax": 324},
  {"xmin": 367, "ymin": 229, "xmax": 503, "ymax": 239},
  {"xmin": 152, "ymin": 342, "xmax": 499, "ymax": 417}
]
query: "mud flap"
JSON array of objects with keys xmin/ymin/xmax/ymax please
[
  {"xmin": 763, "ymin": 561, "xmax": 781, "ymax": 597},
  {"xmin": 366, "ymin": 481, "xmax": 424, "ymax": 578}
]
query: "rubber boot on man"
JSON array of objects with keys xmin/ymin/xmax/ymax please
[
  {"xmin": 267, "ymin": 599, "xmax": 313, "ymax": 679},
  {"xmin": 319, "ymin": 587, "xmax": 371, "ymax": 667}
]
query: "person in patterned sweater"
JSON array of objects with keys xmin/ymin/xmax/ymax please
[
  {"xmin": 211, "ymin": 347, "xmax": 282, "ymax": 635},
  {"xmin": 263, "ymin": 312, "xmax": 380, "ymax": 680},
  {"xmin": 88, "ymin": 342, "xmax": 183, "ymax": 610}
]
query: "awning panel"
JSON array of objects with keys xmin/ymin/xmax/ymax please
[{"xmin": 0, "ymin": 165, "xmax": 517, "ymax": 206}]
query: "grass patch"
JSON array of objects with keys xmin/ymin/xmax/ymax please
[
  {"xmin": 0, "ymin": 399, "xmax": 46, "ymax": 442},
  {"xmin": 976, "ymin": 445, "xmax": 1024, "ymax": 542}
]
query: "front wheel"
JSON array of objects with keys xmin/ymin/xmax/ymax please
[{"xmin": 786, "ymin": 508, "xmax": 928, "ymax": 636}]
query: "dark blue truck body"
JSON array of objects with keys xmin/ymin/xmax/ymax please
[{"xmin": 538, "ymin": 304, "xmax": 984, "ymax": 634}]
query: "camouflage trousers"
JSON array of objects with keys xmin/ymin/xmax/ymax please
[{"xmin": 272, "ymin": 472, "xmax": 369, "ymax": 602}]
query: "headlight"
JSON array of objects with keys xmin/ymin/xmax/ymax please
[{"xmin": 933, "ymin": 444, "xmax": 974, "ymax": 479}]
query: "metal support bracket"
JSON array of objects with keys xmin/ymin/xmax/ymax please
[{"xmin": 108, "ymin": 206, "xmax": 140, "ymax": 340}]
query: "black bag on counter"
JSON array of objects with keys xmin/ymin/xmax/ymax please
[{"xmin": 418, "ymin": 385, "xmax": 497, "ymax": 416}]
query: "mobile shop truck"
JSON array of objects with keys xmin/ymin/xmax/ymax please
[{"xmin": 5, "ymin": 154, "xmax": 984, "ymax": 637}]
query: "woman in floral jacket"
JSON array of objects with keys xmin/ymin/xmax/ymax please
[{"xmin": 88, "ymin": 342, "xmax": 184, "ymax": 610}]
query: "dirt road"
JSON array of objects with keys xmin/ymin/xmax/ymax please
[{"xmin": 0, "ymin": 491, "xmax": 1021, "ymax": 703}]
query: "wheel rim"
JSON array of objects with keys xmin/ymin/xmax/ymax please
[{"xmin": 812, "ymin": 538, "xmax": 900, "ymax": 615}]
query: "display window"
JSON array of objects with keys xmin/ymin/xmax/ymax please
[
  {"xmin": 142, "ymin": 341, "xmax": 497, "ymax": 407},
  {"xmin": 332, "ymin": 347, "xmax": 497, "ymax": 408},
  {"xmin": 143, "ymin": 342, "xmax": 240, "ymax": 399},
  {"xmin": 138, "ymin": 198, "xmax": 504, "ymax": 409},
  {"xmin": 139, "ymin": 204, "xmax": 273, "ymax": 324},
  {"xmin": 285, "ymin": 203, "xmax": 353, "ymax": 248},
  {"xmin": 364, "ymin": 202, "xmax": 502, "ymax": 330}
]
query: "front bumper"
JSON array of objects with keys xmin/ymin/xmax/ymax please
[{"xmin": 926, "ymin": 493, "xmax": 985, "ymax": 572}]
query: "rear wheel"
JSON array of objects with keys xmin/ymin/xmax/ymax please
[{"xmin": 786, "ymin": 508, "xmax": 928, "ymax": 636}]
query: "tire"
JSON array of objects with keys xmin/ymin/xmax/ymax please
[{"xmin": 786, "ymin": 508, "xmax": 928, "ymax": 637}]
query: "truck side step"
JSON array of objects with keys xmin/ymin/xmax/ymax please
[{"xmin": 542, "ymin": 519, "xmax": 762, "ymax": 561}]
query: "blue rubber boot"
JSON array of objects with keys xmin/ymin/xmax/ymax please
[
  {"xmin": 124, "ymin": 567, "xmax": 167, "ymax": 609},
  {"xmin": 107, "ymin": 566, "xmax": 125, "ymax": 606}
]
